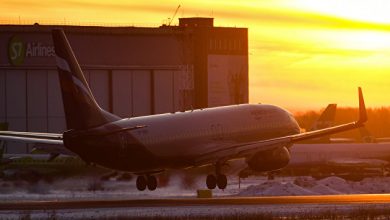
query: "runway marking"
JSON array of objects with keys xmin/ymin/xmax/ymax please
[{"xmin": 2, "ymin": 194, "xmax": 390, "ymax": 210}]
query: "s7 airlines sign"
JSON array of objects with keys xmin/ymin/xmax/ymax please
[{"xmin": 8, "ymin": 36, "xmax": 55, "ymax": 66}]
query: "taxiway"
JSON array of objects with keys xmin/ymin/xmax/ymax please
[{"xmin": 2, "ymin": 194, "xmax": 390, "ymax": 210}]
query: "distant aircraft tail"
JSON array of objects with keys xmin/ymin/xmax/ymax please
[
  {"xmin": 311, "ymin": 104, "xmax": 337, "ymax": 131},
  {"xmin": 52, "ymin": 29, "xmax": 119, "ymax": 130}
]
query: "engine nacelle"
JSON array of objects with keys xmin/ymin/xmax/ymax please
[{"xmin": 246, "ymin": 147, "xmax": 290, "ymax": 172}]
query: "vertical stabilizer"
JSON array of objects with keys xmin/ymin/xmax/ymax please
[
  {"xmin": 52, "ymin": 29, "xmax": 119, "ymax": 130},
  {"xmin": 311, "ymin": 104, "xmax": 337, "ymax": 131}
]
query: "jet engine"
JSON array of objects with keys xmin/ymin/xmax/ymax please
[{"xmin": 246, "ymin": 147, "xmax": 290, "ymax": 172}]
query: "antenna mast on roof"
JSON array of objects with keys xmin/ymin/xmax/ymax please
[{"xmin": 168, "ymin": 5, "xmax": 181, "ymax": 26}]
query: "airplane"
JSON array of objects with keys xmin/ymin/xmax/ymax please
[
  {"xmin": 310, "ymin": 104, "xmax": 337, "ymax": 131},
  {"xmin": 0, "ymin": 140, "xmax": 110, "ymax": 183},
  {"xmin": 0, "ymin": 29, "xmax": 367, "ymax": 191},
  {"xmin": 1, "ymin": 124, "xmax": 127, "ymax": 183},
  {"xmin": 31, "ymin": 143, "xmax": 77, "ymax": 161},
  {"xmin": 299, "ymin": 104, "xmax": 375, "ymax": 144},
  {"xmin": 296, "ymin": 104, "xmax": 337, "ymax": 144},
  {"xmin": 358, "ymin": 127, "xmax": 390, "ymax": 143},
  {"xmin": 285, "ymin": 142, "xmax": 390, "ymax": 180},
  {"xmin": 237, "ymin": 104, "xmax": 339, "ymax": 179},
  {"xmin": 0, "ymin": 153, "xmax": 102, "ymax": 183},
  {"xmin": 238, "ymin": 105, "xmax": 386, "ymax": 180},
  {"xmin": 237, "ymin": 107, "xmax": 390, "ymax": 181}
]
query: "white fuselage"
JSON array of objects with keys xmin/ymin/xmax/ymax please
[
  {"xmin": 119, "ymin": 104, "xmax": 299, "ymax": 160},
  {"xmin": 63, "ymin": 104, "xmax": 301, "ymax": 172}
]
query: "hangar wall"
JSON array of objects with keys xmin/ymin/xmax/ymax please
[
  {"xmin": 0, "ymin": 68, "xmax": 193, "ymax": 153},
  {"xmin": 0, "ymin": 18, "xmax": 248, "ymax": 153}
]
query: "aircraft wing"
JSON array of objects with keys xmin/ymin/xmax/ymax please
[
  {"xmin": 195, "ymin": 87, "xmax": 367, "ymax": 165},
  {"xmin": 0, "ymin": 131, "xmax": 63, "ymax": 145},
  {"xmin": 0, "ymin": 124, "xmax": 146, "ymax": 153}
]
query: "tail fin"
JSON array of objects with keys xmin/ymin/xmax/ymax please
[
  {"xmin": 52, "ymin": 29, "xmax": 119, "ymax": 130},
  {"xmin": 311, "ymin": 104, "xmax": 337, "ymax": 131}
]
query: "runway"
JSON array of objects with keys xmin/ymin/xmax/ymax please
[{"xmin": 2, "ymin": 194, "xmax": 390, "ymax": 210}]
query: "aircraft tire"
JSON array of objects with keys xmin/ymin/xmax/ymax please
[
  {"xmin": 147, "ymin": 175, "xmax": 158, "ymax": 191},
  {"xmin": 217, "ymin": 174, "xmax": 227, "ymax": 189},
  {"xmin": 206, "ymin": 174, "xmax": 217, "ymax": 189},
  {"xmin": 136, "ymin": 176, "xmax": 147, "ymax": 191}
]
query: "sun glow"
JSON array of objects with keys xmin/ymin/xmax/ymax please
[
  {"xmin": 291, "ymin": 0, "xmax": 390, "ymax": 24},
  {"xmin": 339, "ymin": 31, "xmax": 390, "ymax": 51}
]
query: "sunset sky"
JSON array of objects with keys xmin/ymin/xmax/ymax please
[{"xmin": 2, "ymin": 0, "xmax": 390, "ymax": 112}]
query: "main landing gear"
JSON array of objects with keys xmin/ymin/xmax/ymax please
[
  {"xmin": 136, "ymin": 175, "xmax": 158, "ymax": 191},
  {"xmin": 206, "ymin": 162, "xmax": 227, "ymax": 190},
  {"xmin": 206, "ymin": 174, "xmax": 227, "ymax": 189}
]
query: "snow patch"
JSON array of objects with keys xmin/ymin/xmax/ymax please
[
  {"xmin": 317, "ymin": 176, "xmax": 355, "ymax": 194},
  {"xmin": 238, "ymin": 180, "xmax": 314, "ymax": 196},
  {"xmin": 309, "ymin": 184, "xmax": 342, "ymax": 195}
]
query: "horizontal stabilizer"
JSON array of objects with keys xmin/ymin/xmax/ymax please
[{"xmin": 80, "ymin": 125, "xmax": 147, "ymax": 137}]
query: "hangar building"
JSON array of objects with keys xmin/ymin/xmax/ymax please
[{"xmin": 0, "ymin": 18, "xmax": 248, "ymax": 153}]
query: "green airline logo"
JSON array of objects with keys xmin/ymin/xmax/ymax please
[
  {"xmin": 7, "ymin": 36, "xmax": 55, "ymax": 66},
  {"xmin": 8, "ymin": 36, "xmax": 26, "ymax": 66}
]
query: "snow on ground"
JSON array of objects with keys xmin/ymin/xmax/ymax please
[
  {"xmin": 309, "ymin": 184, "xmax": 342, "ymax": 195},
  {"xmin": 238, "ymin": 176, "xmax": 390, "ymax": 196},
  {"xmin": 317, "ymin": 176, "xmax": 356, "ymax": 194},
  {"xmin": 351, "ymin": 177, "xmax": 390, "ymax": 194},
  {"xmin": 3, "ymin": 175, "xmax": 390, "ymax": 219},
  {"xmin": 2, "ymin": 175, "xmax": 390, "ymax": 201},
  {"xmin": 238, "ymin": 180, "xmax": 314, "ymax": 196},
  {"xmin": 0, "ymin": 174, "xmax": 236, "ymax": 201}
]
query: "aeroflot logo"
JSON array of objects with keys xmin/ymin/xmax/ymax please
[{"xmin": 8, "ymin": 36, "xmax": 55, "ymax": 66}]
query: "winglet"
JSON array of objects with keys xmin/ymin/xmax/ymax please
[{"xmin": 357, "ymin": 87, "xmax": 367, "ymax": 125}]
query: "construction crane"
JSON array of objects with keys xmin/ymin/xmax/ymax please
[{"xmin": 168, "ymin": 5, "xmax": 181, "ymax": 26}]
